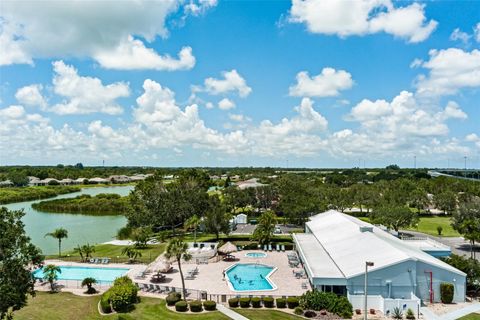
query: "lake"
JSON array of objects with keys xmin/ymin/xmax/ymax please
[{"xmin": 2, "ymin": 185, "xmax": 133, "ymax": 255}]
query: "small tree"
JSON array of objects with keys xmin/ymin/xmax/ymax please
[
  {"xmin": 204, "ymin": 196, "xmax": 230, "ymax": 241},
  {"xmin": 43, "ymin": 264, "xmax": 61, "ymax": 292},
  {"xmin": 82, "ymin": 243, "xmax": 95, "ymax": 261},
  {"xmin": 121, "ymin": 246, "xmax": 142, "ymax": 263},
  {"xmin": 45, "ymin": 228, "xmax": 68, "ymax": 257},
  {"xmin": 81, "ymin": 277, "xmax": 97, "ymax": 294},
  {"xmin": 131, "ymin": 227, "xmax": 151, "ymax": 249},
  {"xmin": 164, "ymin": 238, "xmax": 192, "ymax": 300},
  {"xmin": 451, "ymin": 199, "xmax": 480, "ymax": 259},
  {"xmin": 184, "ymin": 215, "xmax": 201, "ymax": 245},
  {"xmin": 252, "ymin": 211, "xmax": 277, "ymax": 245},
  {"xmin": 440, "ymin": 283, "xmax": 454, "ymax": 303},
  {"xmin": 437, "ymin": 226, "xmax": 443, "ymax": 236}
]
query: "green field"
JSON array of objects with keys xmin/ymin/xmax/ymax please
[
  {"xmin": 360, "ymin": 216, "xmax": 460, "ymax": 237},
  {"xmin": 13, "ymin": 292, "xmax": 229, "ymax": 320},
  {"xmin": 49, "ymin": 243, "xmax": 165, "ymax": 264},
  {"xmin": 458, "ymin": 313, "xmax": 480, "ymax": 320},
  {"xmin": 0, "ymin": 186, "xmax": 81, "ymax": 204},
  {"xmin": 235, "ymin": 309, "xmax": 303, "ymax": 320}
]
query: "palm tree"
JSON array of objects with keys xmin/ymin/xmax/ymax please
[
  {"xmin": 81, "ymin": 277, "xmax": 97, "ymax": 294},
  {"xmin": 45, "ymin": 228, "xmax": 68, "ymax": 257},
  {"xmin": 43, "ymin": 264, "xmax": 61, "ymax": 292},
  {"xmin": 185, "ymin": 214, "xmax": 201, "ymax": 245},
  {"xmin": 252, "ymin": 211, "xmax": 277, "ymax": 245},
  {"xmin": 82, "ymin": 243, "xmax": 95, "ymax": 261},
  {"xmin": 164, "ymin": 238, "xmax": 192, "ymax": 300},
  {"xmin": 121, "ymin": 246, "xmax": 142, "ymax": 263}
]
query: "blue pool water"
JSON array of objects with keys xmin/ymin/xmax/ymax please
[
  {"xmin": 226, "ymin": 263, "xmax": 276, "ymax": 291},
  {"xmin": 245, "ymin": 252, "xmax": 267, "ymax": 258},
  {"xmin": 33, "ymin": 266, "xmax": 129, "ymax": 283}
]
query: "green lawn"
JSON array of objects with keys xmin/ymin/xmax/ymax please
[
  {"xmin": 458, "ymin": 313, "xmax": 480, "ymax": 320},
  {"xmin": 359, "ymin": 216, "xmax": 460, "ymax": 237},
  {"xmin": 235, "ymin": 309, "xmax": 303, "ymax": 320},
  {"xmin": 49, "ymin": 243, "xmax": 165, "ymax": 264},
  {"xmin": 13, "ymin": 292, "xmax": 230, "ymax": 320},
  {"xmin": 407, "ymin": 216, "xmax": 459, "ymax": 237}
]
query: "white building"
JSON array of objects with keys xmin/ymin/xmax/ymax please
[
  {"xmin": 235, "ymin": 213, "xmax": 248, "ymax": 224},
  {"xmin": 293, "ymin": 210, "xmax": 465, "ymax": 314}
]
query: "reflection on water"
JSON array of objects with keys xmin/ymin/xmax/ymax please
[{"xmin": 2, "ymin": 185, "xmax": 133, "ymax": 255}]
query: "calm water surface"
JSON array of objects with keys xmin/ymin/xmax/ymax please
[{"xmin": 2, "ymin": 186, "xmax": 133, "ymax": 255}]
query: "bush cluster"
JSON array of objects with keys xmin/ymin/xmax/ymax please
[
  {"xmin": 239, "ymin": 297, "xmax": 251, "ymax": 308},
  {"xmin": 263, "ymin": 297, "xmax": 274, "ymax": 308},
  {"xmin": 100, "ymin": 294, "xmax": 112, "ymax": 314},
  {"xmin": 166, "ymin": 292, "xmax": 182, "ymax": 306},
  {"xmin": 175, "ymin": 301, "xmax": 188, "ymax": 312},
  {"xmin": 228, "ymin": 298, "xmax": 239, "ymax": 308},
  {"xmin": 276, "ymin": 298, "xmax": 286, "ymax": 308},
  {"xmin": 294, "ymin": 306, "xmax": 304, "ymax": 315},
  {"xmin": 299, "ymin": 290, "xmax": 353, "ymax": 319},
  {"xmin": 287, "ymin": 297, "xmax": 299, "ymax": 309},
  {"xmin": 101, "ymin": 276, "xmax": 138, "ymax": 313},
  {"xmin": 189, "ymin": 300, "xmax": 203, "ymax": 312},
  {"xmin": 251, "ymin": 297, "xmax": 261, "ymax": 308},
  {"xmin": 203, "ymin": 300, "xmax": 217, "ymax": 311},
  {"xmin": 440, "ymin": 283, "xmax": 454, "ymax": 304}
]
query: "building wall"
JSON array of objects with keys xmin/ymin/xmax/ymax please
[
  {"xmin": 415, "ymin": 261, "xmax": 466, "ymax": 303},
  {"xmin": 347, "ymin": 261, "xmax": 417, "ymax": 299}
]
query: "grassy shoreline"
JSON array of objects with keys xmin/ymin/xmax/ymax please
[
  {"xmin": 32, "ymin": 194, "xmax": 129, "ymax": 215},
  {"xmin": 0, "ymin": 186, "xmax": 81, "ymax": 205}
]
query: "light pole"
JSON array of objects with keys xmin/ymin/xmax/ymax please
[{"xmin": 364, "ymin": 261, "xmax": 374, "ymax": 320}]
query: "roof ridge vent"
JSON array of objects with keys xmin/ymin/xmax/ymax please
[{"xmin": 359, "ymin": 226, "xmax": 374, "ymax": 233}]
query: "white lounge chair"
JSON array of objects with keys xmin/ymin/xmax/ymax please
[
  {"xmin": 268, "ymin": 244, "xmax": 272, "ymax": 251},
  {"xmin": 281, "ymin": 245, "xmax": 285, "ymax": 252},
  {"xmin": 276, "ymin": 244, "xmax": 280, "ymax": 251}
]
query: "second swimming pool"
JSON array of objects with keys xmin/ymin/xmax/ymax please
[{"xmin": 33, "ymin": 265, "xmax": 130, "ymax": 283}]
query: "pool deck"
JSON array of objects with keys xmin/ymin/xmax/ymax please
[
  {"xmin": 136, "ymin": 250, "xmax": 310, "ymax": 296},
  {"xmin": 38, "ymin": 250, "xmax": 310, "ymax": 297}
]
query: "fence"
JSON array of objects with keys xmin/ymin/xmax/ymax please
[
  {"xmin": 347, "ymin": 292, "xmax": 421, "ymax": 317},
  {"xmin": 38, "ymin": 279, "xmax": 113, "ymax": 290}
]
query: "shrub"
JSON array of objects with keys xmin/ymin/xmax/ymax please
[
  {"xmin": 406, "ymin": 308, "xmax": 416, "ymax": 320},
  {"xmin": 239, "ymin": 297, "xmax": 251, "ymax": 308},
  {"xmin": 203, "ymin": 300, "xmax": 217, "ymax": 311},
  {"xmin": 106, "ymin": 276, "xmax": 138, "ymax": 312},
  {"xmin": 355, "ymin": 309, "xmax": 361, "ymax": 315},
  {"xmin": 175, "ymin": 301, "xmax": 188, "ymax": 312},
  {"xmin": 299, "ymin": 290, "xmax": 352, "ymax": 319},
  {"xmin": 100, "ymin": 293, "xmax": 112, "ymax": 314},
  {"xmin": 189, "ymin": 300, "xmax": 203, "ymax": 312},
  {"xmin": 304, "ymin": 310, "xmax": 317, "ymax": 318},
  {"xmin": 250, "ymin": 297, "xmax": 261, "ymax": 308},
  {"xmin": 276, "ymin": 298, "xmax": 286, "ymax": 308},
  {"xmin": 294, "ymin": 307, "xmax": 303, "ymax": 315},
  {"xmin": 166, "ymin": 292, "xmax": 181, "ymax": 306},
  {"xmin": 228, "ymin": 298, "xmax": 239, "ymax": 308},
  {"xmin": 263, "ymin": 297, "xmax": 274, "ymax": 308},
  {"xmin": 437, "ymin": 226, "xmax": 443, "ymax": 236},
  {"xmin": 287, "ymin": 297, "xmax": 299, "ymax": 309},
  {"xmin": 440, "ymin": 282, "xmax": 454, "ymax": 303},
  {"xmin": 392, "ymin": 307, "xmax": 403, "ymax": 320}
]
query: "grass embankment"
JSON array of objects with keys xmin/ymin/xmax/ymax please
[
  {"xmin": 49, "ymin": 243, "xmax": 166, "ymax": 264},
  {"xmin": 32, "ymin": 193, "xmax": 129, "ymax": 215},
  {"xmin": 13, "ymin": 292, "xmax": 229, "ymax": 320},
  {"xmin": 458, "ymin": 313, "xmax": 480, "ymax": 320},
  {"xmin": 0, "ymin": 186, "xmax": 81, "ymax": 204},
  {"xmin": 359, "ymin": 216, "xmax": 460, "ymax": 237},
  {"xmin": 235, "ymin": 309, "xmax": 303, "ymax": 320}
]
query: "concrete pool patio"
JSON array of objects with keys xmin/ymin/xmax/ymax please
[{"xmin": 136, "ymin": 250, "xmax": 311, "ymax": 298}]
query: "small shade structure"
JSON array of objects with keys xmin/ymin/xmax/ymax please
[
  {"xmin": 157, "ymin": 261, "xmax": 173, "ymax": 273},
  {"xmin": 218, "ymin": 241, "xmax": 237, "ymax": 254}
]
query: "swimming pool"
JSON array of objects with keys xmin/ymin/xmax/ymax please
[
  {"xmin": 226, "ymin": 263, "xmax": 277, "ymax": 291},
  {"xmin": 245, "ymin": 252, "xmax": 267, "ymax": 258},
  {"xmin": 33, "ymin": 266, "xmax": 130, "ymax": 283}
]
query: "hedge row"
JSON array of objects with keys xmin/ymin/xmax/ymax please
[
  {"xmin": 227, "ymin": 297, "xmax": 298, "ymax": 309},
  {"xmin": 174, "ymin": 300, "xmax": 216, "ymax": 312}
]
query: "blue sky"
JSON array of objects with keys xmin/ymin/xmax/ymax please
[{"xmin": 0, "ymin": 0, "xmax": 479, "ymax": 168}]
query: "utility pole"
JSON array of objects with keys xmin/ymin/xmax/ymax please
[{"xmin": 364, "ymin": 261, "xmax": 374, "ymax": 320}]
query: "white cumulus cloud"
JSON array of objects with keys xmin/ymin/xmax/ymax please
[
  {"xmin": 289, "ymin": 68, "xmax": 353, "ymax": 97},
  {"xmin": 0, "ymin": 0, "xmax": 202, "ymax": 70},
  {"xmin": 218, "ymin": 98, "xmax": 235, "ymax": 110},
  {"xmin": 415, "ymin": 48, "xmax": 480, "ymax": 97},
  {"xmin": 15, "ymin": 84, "xmax": 47, "ymax": 110},
  {"xmin": 50, "ymin": 61, "xmax": 130, "ymax": 115},
  {"xmin": 196, "ymin": 69, "xmax": 252, "ymax": 97},
  {"xmin": 289, "ymin": 0, "xmax": 437, "ymax": 43}
]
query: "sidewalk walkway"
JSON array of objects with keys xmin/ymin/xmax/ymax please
[
  {"xmin": 421, "ymin": 303, "xmax": 480, "ymax": 320},
  {"xmin": 217, "ymin": 304, "xmax": 249, "ymax": 320}
]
